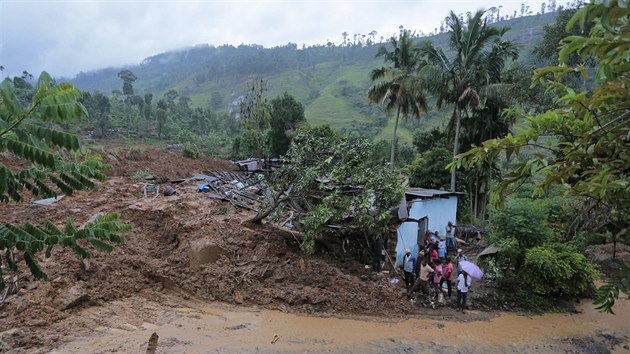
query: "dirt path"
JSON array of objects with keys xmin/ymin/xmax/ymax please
[{"xmin": 46, "ymin": 293, "xmax": 629, "ymax": 354}]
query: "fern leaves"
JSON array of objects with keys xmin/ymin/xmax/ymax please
[
  {"xmin": 0, "ymin": 72, "xmax": 103, "ymax": 202},
  {"xmin": 594, "ymin": 262, "xmax": 630, "ymax": 315},
  {"xmin": 0, "ymin": 72, "xmax": 131, "ymax": 290},
  {"xmin": 0, "ymin": 214, "xmax": 131, "ymax": 290}
]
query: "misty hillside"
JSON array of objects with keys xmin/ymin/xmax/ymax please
[{"xmin": 70, "ymin": 12, "xmax": 557, "ymax": 137}]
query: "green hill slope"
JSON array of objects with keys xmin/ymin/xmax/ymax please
[{"xmin": 69, "ymin": 12, "xmax": 557, "ymax": 143}]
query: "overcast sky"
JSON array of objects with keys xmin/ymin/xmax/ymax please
[{"xmin": 1, "ymin": 0, "xmax": 548, "ymax": 79}]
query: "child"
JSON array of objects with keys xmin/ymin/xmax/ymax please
[{"xmin": 433, "ymin": 259, "xmax": 443, "ymax": 300}]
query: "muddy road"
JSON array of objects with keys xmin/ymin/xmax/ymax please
[{"xmin": 46, "ymin": 293, "xmax": 629, "ymax": 354}]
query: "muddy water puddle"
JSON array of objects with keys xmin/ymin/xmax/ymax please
[{"xmin": 52, "ymin": 295, "xmax": 630, "ymax": 354}]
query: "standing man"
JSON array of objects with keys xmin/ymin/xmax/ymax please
[
  {"xmin": 410, "ymin": 258, "xmax": 434, "ymax": 301},
  {"xmin": 441, "ymin": 257, "xmax": 454, "ymax": 300},
  {"xmin": 401, "ymin": 248, "xmax": 416, "ymax": 290},
  {"xmin": 446, "ymin": 221, "xmax": 456, "ymax": 252},
  {"xmin": 457, "ymin": 270, "xmax": 472, "ymax": 313}
]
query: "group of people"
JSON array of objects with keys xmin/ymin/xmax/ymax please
[{"xmin": 400, "ymin": 222, "xmax": 473, "ymax": 313}]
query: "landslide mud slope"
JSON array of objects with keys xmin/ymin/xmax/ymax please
[{"xmin": 0, "ymin": 147, "xmax": 411, "ymax": 351}]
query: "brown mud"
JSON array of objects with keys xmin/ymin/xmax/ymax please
[{"xmin": 0, "ymin": 146, "xmax": 628, "ymax": 353}]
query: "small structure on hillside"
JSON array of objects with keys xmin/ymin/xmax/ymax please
[
  {"xmin": 394, "ymin": 188, "xmax": 464, "ymax": 266},
  {"xmin": 233, "ymin": 158, "xmax": 282, "ymax": 172}
]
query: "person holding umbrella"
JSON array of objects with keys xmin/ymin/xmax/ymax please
[{"xmin": 457, "ymin": 270, "xmax": 472, "ymax": 313}]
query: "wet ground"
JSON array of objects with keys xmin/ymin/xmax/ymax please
[
  {"xmin": 46, "ymin": 292, "xmax": 629, "ymax": 354},
  {"xmin": 2, "ymin": 146, "xmax": 628, "ymax": 353}
]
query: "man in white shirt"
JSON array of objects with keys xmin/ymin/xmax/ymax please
[{"xmin": 457, "ymin": 270, "xmax": 472, "ymax": 313}]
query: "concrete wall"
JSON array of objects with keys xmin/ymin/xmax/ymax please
[
  {"xmin": 412, "ymin": 196, "xmax": 458, "ymax": 237},
  {"xmin": 395, "ymin": 196, "xmax": 458, "ymax": 266}
]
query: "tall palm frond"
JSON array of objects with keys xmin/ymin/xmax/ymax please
[
  {"xmin": 417, "ymin": 8, "xmax": 518, "ymax": 193},
  {"xmin": 368, "ymin": 30, "xmax": 428, "ymax": 171}
]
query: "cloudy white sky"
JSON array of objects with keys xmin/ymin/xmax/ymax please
[{"xmin": 1, "ymin": 0, "xmax": 549, "ymax": 79}]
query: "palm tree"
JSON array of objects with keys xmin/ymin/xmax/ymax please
[
  {"xmin": 418, "ymin": 10, "xmax": 518, "ymax": 192},
  {"xmin": 368, "ymin": 30, "xmax": 427, "ymax": 172}
]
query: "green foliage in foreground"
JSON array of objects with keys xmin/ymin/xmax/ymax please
[
  {"xmin": 458, "ymin": 1, "xmax": 629, "ymax": 312},
  {"xmin": 486, "ymin": 196, "xmax": 597, "ymax": 303},
  {"xmin": 0, "ymin": 72, "xmax": 103, "ymax": 202},
  {"xmin": 520, "ymin": 246, "xmax": 597, "ymax": 297},
  {"xmin": 0, "ymin": 71, "xmax": 131, "ymax": 290},
  {"xmin": 595, "ymin": 262, "xmax": 630, "ymax": 314},
  {"xmin": 0, "ymin": 214, "xmax": 131, "ymax": 290}
]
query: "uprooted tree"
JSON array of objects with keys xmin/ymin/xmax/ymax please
[
  {"xmin": 249, "ymin": 125, "xmax": 403, "ymax": 254},
  {"xmin": 0, "ymin": 72, "xmax": 131, "ymax": 290},
  {"xmin": 453, "ymin": 1, "xmax": 629, "ymax": 313}
]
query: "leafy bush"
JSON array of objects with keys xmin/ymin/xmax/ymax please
[
  {"xmin": 183, "ymin": 142, "xmax": 200, "ymax": 159},
  {"xmin": 489, "ymin": 198, "xmax": 553, "ymax": 249},
  {"xmin": 408, "ymin": 147, "xmax": 451, "ymax": 189},
  {"xmin": 519, "ymin": 246, "xmax": 597, "ymax": 297},
  {"xmin": 488, "ymin": 197, "xmax": 554, "ymax": 270}
]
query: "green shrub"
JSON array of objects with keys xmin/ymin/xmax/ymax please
[
  {"xmin": 519, "ymin": 246, "xmax": 597, "ymax": 297},
  {"xmin": 488, "ymin": 198, "xmax": 554, "ymax": 270},
  {"xmin": 183, "ymin": 142, "xmax": 200, "ymax": 159},
  {"xmin": 488, "ymin": 198, "xmax": 553, "ymax": 249},
  {"xmin": 125, "ymin": 147, "xmax": 142, "ymax": 161}
]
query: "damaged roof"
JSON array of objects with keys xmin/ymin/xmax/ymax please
[{"xmin": 404, "ymin": 188, "xmax": 465, "ymax": 200}]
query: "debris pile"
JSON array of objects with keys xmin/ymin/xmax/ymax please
[
  {"xmin": 0, "ymin": 146, "xmax": 418, "ymax": 352},
  {"xmin": 186, "ymin": 171, "xmax": 264, "ymax": 211}
]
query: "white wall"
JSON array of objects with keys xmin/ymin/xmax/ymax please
[
  {"xmin": 395, "ymin": 196, "xmax": 458, "ymax": 266},
  {"xmin": 395, "ymin": 200, "xmax": 425, "ymax": 266},
  {"xmin": 412, "ymin": 196, "xmax": 458, "ymax": 237}
]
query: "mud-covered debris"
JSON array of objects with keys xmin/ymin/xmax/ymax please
[{"xmin": 53, "ymin": 284, "xmax": 89, "ymax": 310}]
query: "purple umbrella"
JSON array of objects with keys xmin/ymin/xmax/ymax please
[{"xmin": 459, "ymin": 260, "xmax": 484, "ymax": 279}]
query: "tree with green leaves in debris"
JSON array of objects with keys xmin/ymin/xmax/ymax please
[
  {"xmin": 453, "ymin": 1, "xmax": 628, "ymax": 313},
  {"xmin": 250, "ymin": 125, "xmax": 403, "ymax": 254},
  {"xmin": 0, "ymin": 71, "xmax": 131, "ymax": 290},
  {"xmin": 238, "ymin": 78, "xmax": 271, "ymax": 158}
]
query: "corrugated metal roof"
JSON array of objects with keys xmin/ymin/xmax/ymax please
[
  {"xmin": 404, "ymin": 188, "xmax": 465, "ymax": 200},
  {"xmin": 479, "ymin": 244, "xmax": 501, "ymax": 257}
]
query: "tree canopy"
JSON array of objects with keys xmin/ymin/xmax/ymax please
[
  {"xmin": 455, "ymin": 1, "xmax": 629, "ymax": 313},
  {"xmin": 418, "ymin": 9, "xmax": 519, "ymax": 193},
  {"xmin": 368, "ymin": 30, "xmax": 427, "ymax": 172}
]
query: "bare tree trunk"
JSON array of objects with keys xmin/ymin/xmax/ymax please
[
  {"xmin": 248, "ymin": 194, "xmax": 285, "ymax": 223},
  {"xmin": 390, "ymin": 105, "xmax": 401, "ymax": 173},
  {"xmin": 451, "ymin": 106, "xmax": 462, "ymax": 192}
]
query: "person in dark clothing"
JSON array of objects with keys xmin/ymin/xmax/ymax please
[{"xmin": 401, "ymin": 248, "xmax": 416, "ymax": 290}]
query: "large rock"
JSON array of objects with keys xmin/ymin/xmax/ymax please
[
  {"xmin": 189, "ymin": 240, "xmax": 229, "ymax": 268},
  {"xmin": 53, "ymin": 283, "xmax": 89, "ymax": 310}
]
